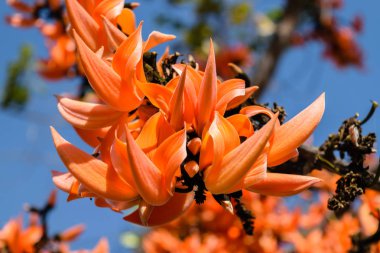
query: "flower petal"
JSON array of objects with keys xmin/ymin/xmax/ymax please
[
  {"xmin": 246, "ymin": 173, "xmax": 321, "ymax": 196},
  {"xmin": 117, "ymin": 8, "xmax": 136, "ymax": 35},
  {"xmin": 216, "ymin": 79, "xmax": 245, "ymax": 114},
  {"xmin": 93, "ymin": 0, "xmax": 124, "ymax": 23},
  {"xmin": 110, "ymin": 131, "xmax": 136, "ymax": 188},
  {"xmin": 57, "ymin": 96, "xmax": 123, "ymax": 129},
  {"xmin": 152, "ymin": 129, "xmax": 187, "ymax": 191},
  {"xmin": 268, "ymin": 93, "xmax": 325, "ymax": 166},
  {"xmin": 59, "ymin": 224, "xmax": 85, "ymax": 242},
  {"xmin": 168, "ymin": 67, "xmax": 186, "ymax": 131},
  {"xmin": 143, "ymin": 31, "xmax": 176, "ymax": 52},
  {"xmin": 135, "ymin": 112, "xmax": 175, "ymax": 152},
  {"xmin": 136, "ymin": 81, "xmax": 172, "ymax": 114},
  {"xmin": 123, "ymin": 192, "xmax": 194, "ymax": 226},
  {"xmin": 227, "ymin": 114, "xmax": 254, "ymax": 138},
  {"xmin": 51, "ymin": 127, "xmax": 138, "ymax": 201},
  {"xmin": 125, "ymin": 126, "xmax": 170, "ymax": 206},
  {"xmin": 112, "ymin": 22, "xmax": 143, "ymax": 80},
  {"xmin": 196, "ymin": 39, "xmax": 217, "ymax": 135},
  {"xmin": 74, "ymin": 31, "xmax": 132, "ymax": 110},
  {"xmin": 66, "ymin": 0, "xmax": 99, "ymax": 51},
  {"xmin": 226, "ymin": 86, "xmax": 258, "ymax": 110},
  {"xmin": 101, "ymin": 15, "xmax": 127, "ymax": 51},
  {"xmin": 199, "ymin": 112, "xmax": 240, "ymax": 170},
  {"xmin": 51, "ymin": 171, "xmax": 74, "ymax": 193},
  {"xmin": 204, "ymin": 114, "xmax": 277, "ymax": 194},
  {"xmin": 74, "ymin": 127, "xmax": 110, "ymax": 148},
  {"xmin": 92, "ymin": 238, "xmax": 109, "ymax": 253},
  {"xmin": 7, "ymin": 0, "xmax": 33, "ymax": 12},
  {"xmin": 224, "ymin": 153, "xmax": 268, "ymax": 194}
]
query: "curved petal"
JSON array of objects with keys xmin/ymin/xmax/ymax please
[
  {"xmin": 136, "ymin": 112, "xmax": 174, "ymax": 152},
  {"xmin": 123, "ymin": 192, "xmax": 194, "ymax": 226},
  {"xmin": 59, "ymin": 224, "xmax": 85, "ymax": 242},
  {"xmin": 1, "ymin": 219, "xmax": 21, "ymax": 253},
  {"xmin": 92, "ymin": 238, "xmax": 110, "ymax": 253},
  {"xmin": 152, "ymin": 129, "xmax": 187, "ymax": 191},
  {"xmin": 66, "ymin": 0, "xmax": 99, "ymax": 51},
  {"xmin": 136, "ymin": 81, "xmax": 172, "ymax": 114},
  {"xmin": 74, "ymin": 127, "xmax": 110, "ymax": 148},
  {"xmin": 268, "ymin": 93, "xmax": 325, "ymax": 166},
  {"xmin": 22, "ymin": 226, "xmax": 43, "ymax": 252},
  {"xmin": 93, "ymin": 0, "xmax": 124, "ymax": 23},
  {"xmin": 243, "ymin": 153, "xmax": 268, "ymax": 187},
  {"xmin": 224, "ymin": 153, "xmax": 267, "ymax": 194},
  {"xmin": 196, "ymin": 39, "xmax": 217, "ymax": 135},
  {"xmin": 143, "ymin": 31, "xmax": 176, "ymax": 52},
  {"xmin": 246, "ymin": 173, "xmax": 321, "ymax": 196},
  {"xmin": 74, "ymin": 31, "xmax": 137, "ymax": 111},
  {"xmin": 7, "ymin": 0, "xmax": 33, "ymax": 12},
  {"xmin": 116, "ymin": 8, "xmax": 136, "ymax": 35},
  {"xmin": 226, "ymin": 86, "xmax": 259, "ymax": 110},
  {"xmin": 172, "ymin": 64, "xmax": 200, "ymax": 123},
  {"xmin": 51, "ymin": 171, "xmax": 74, "ymax": 193},
  {"xmin": 112, "ymin": 22, "xmax": 143, "ymax": 80},
  {"xmin": 57, "ymin": 96, "xmax": 123, "ymax": 129},
  {"xmin": 199, "ymin": 112, "xmax": 240, "ymax": 170},
  {"xmin": 172, "ymin": 64, "xmax": 202, "ymax": 95},
  {"xmin": 51, "ymin": 127, "xmax": 138, "ymax": 201},
  {"xmin": 204, "ymin": 114, "xmax": 277, "ymax": 194},
  {"xmin": 216, "ymin": 79, "xmax": 245, "ymax": 114},
  {"xmin": 125, "ymin": 126, "xmax": 170, "ymax": 206},
  {"xmin": 157, "ymin": 46, "xmax": 170, "ymax": 76},
  {"xmin": 110, "ymin": 133, "xmax": 136, "ymax": 189},
  {"xmin": 240, "ymin": 105, "xmax": 277, "ymax": 119},
  {"xmin": 168, "ymin": 67, "xmax": 186, "ymax": 131},
  {"xmin": 227, "ymin": 114, "xmax": 254, "ymax": 138},
  {"xmin": 102, "ymin": 15, "xmax": 127, "ymax": 51}
]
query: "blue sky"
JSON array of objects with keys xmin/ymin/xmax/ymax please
[{"xmin": 0, "ymin": 0, "xmax": 379, "ymax": 251}]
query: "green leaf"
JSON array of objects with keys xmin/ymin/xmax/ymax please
[
  {"xmin": 1, "ymin": 44, "xmax": 33, "ymax": 110},
  {"xmin": 230, "ymin": 2, "xmax": 251, "ymax": 25}
]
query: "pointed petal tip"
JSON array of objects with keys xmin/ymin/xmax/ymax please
[
  {"xmin": 247, "ymin": 173, "xmax": 322, "ymax": 196},
  {"xmin": 50, "ymin": 126, "xmax": 57, "ymax": 136},
  {"xmin": 267, "ymin": 94, "xmax": 325, "ymax": 166},
  {"xmin": 208, "ymin": 38, "xmax": 215, "ymax": 55},
  {"xmin": 204, "ymin": 113, "xmax": 276, "ymax": 194}
]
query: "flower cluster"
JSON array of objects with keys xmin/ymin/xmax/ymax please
[
  {"xmin": 291, "ymin": 0, "xmax": 363, "ymax": 68},
  {"xmin": 141, "ymin": 177, "xmax": 380, "ymax": 253},
  {"xmin": 6, "ymin": 0, "xmax": 139, "ymax": 80},
  {"xmin": 0, "ymin": 191, "xmax": 108, "ymax": 253},
  {"xmin": 51, "ymin": 0, "xmax": 326, "ymax": 228}
]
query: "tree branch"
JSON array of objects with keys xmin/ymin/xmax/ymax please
[
  {"xmin": 253, "ymin": 0, "xmax": 306, "ymax": 97},
  {"xmin": 271, "ymin": 144, "xmax": 380, "ymax": 191}
]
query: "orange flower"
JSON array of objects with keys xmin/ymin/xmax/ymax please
[
  {"xmin": 0, "ymin": 191, "xmax": 108, "ymax": 253},
  {"xmin": 66, "ymin": 0, "xmax": 175, "ymax": 55},
  {"xmin": 137, "ymin": 39, "xmax": 324, "ymax": 196},
  {"xmin": 50, "ymin": 1, "xmax": 325, "ymax": 228},
  {"xmin": 52, "ymin": 37, "xmax": 324, "ymax": 226},
  {"xmin": 37, "ymin": 35, "xmax": 77, "ymax": 80},
  {"xmin": 0, "ymin": 217, "xmax": 42, "ymax": 253}
]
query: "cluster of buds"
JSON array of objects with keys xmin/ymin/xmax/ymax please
[
  {"xmin": 50, "ymin": 0, "xmax": 326, "ymax": 230},
  {"xmin": 0, "ymin": 191, "xmax": 108, "ymax": 253},
  {"xmin": 319, "ymin": 102, "xmax": 378, "ymax": 214}
]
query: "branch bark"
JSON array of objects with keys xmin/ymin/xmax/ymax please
[
  {"xmin": 252, "ymin": 0, "xmax": 307, "ymax": 98},
  {"xmin": 271, "ymin": 144, "xmax": 380, "ymax": 191}
]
